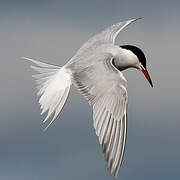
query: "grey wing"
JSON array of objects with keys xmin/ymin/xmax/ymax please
[
  {"xmin": 93, "ymin": 82, "xmax": 127, "ymax": 180},
  {"xmin": 72, "ymin": 54, "xmax": 128, "ymax": 179},
  {"xmin": 76, "ymin": 18, "xmax": 140, "ymax": 55}
]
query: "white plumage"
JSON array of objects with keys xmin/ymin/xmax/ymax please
[
  {"xmin": 23, "ymin": 57, "xmax": 71, "ymax": 131},
  {"xmin": 24, "ymin": 18, "xmax": 152, "ymax": 180}
]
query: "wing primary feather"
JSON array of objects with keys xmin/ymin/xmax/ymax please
[
  {"xmin": 99, "ymin": 112, "xmax": 110, "ymax": 144},
  {"xmin": 98, "ymin": 110, "xmax": 108, "ymax": 140},
  {"xmin": 107, "ymin": 120, "xmax": 117, "ymax": 168},
  {"xmin": 111, "ymin": 118, "xmax": 123, "ymax": 173},
  {"xmin": 114, "ymin": 111, "xmax": 127, "ymax": 179},
  {"xmin": 112, "ymin": 101, "xmax": 126, "ymax": 173},
  {"xmin": 102, "ymin": 113, "xmax": 112, "ymax": 152},
  {"xmin": 93, "ymin": 102, "xmax": 102, "ymax": 128},
  {"xmin": 95, "ymin": 107, "xmax": 106, "ymax": 135},
  {"xmin": 94, "ymin": 97, "xmax": 106, "ymax": 128},
  {"xmin": 109, "ymin": 121, "xmax": 121, "ymax": 175},
  {"xmin": 108, "ymin": 121, "xmax": 118, "ymax": 175},
  {"xmin": 98, "ymin": 97, "xmax": 113, "ymax": 140},
  {"xmin": 104, "ymin": 116, "xmax": 115, "ymax": 161},
  {"xmin": 97, "ymin": 107, "xmax": 108, "ymax": 136}
]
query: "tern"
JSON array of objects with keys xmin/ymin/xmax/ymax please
[{"xmin": 24, "ymin": 18, "xmax": 153, "ymax": 180}]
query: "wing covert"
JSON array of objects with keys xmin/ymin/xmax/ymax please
[{"xmin": 72, "ymin": 53, "xmax": 126, "ymax": 105}]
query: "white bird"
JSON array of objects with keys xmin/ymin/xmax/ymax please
[{"xmin": 24, "ymin": 18, "xmax": 153, "ymax": 180}]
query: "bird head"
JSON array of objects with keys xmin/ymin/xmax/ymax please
[{"xmin": 120, "ymin": 45, "xmax": 153, "ymax": 87}]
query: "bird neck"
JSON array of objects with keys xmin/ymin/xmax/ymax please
[{"xmin": 113, "ymin": 48, "xmax": 139, "ymax": 71}]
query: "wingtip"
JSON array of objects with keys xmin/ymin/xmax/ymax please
[
  {"xmin": 21, "ymin": 57, "xmax": 34, "ymax": 62},
  {"xmin": 21, "ymin": 56, "xmax": 29, "ymax": 60},
  {"xmin": 43, "ymin": 126, "xmax": 48, "ymax": 132},
  {"xmin": 137, "ymin": 17, "xmax": 144, "ymax": 20},
  {"xmin": 126, "ymin": 17, "xmax": 143, "ymax": 25},
  {"xmin": 132, "ymin": 17, "xmax": 144, "ymax": 22}
]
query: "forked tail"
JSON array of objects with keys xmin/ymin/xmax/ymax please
[{"xmin": 23, "ymin": 57, "xmax": 71, "ymax": 131}]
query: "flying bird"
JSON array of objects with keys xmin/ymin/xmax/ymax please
[{"xmin": 24, "ymin": 18, "xmax": 153, "ymax": 180}]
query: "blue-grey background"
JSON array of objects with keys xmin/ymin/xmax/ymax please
[{"xmin": 0, "ymin": 0, "xmax": 180, "ymax": 179}]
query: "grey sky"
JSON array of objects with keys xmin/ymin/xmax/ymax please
[{"xmin": 0, "ymin": 0, "xmax": 180, "ymax": 179}]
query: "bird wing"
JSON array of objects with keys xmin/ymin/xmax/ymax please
[
  {"xmin": 76, "ymin": 18, "xmax": 140, "ymax": 55},
  {"xmin": 93, "ymin": 81, "xmax": 127, "ymax": 180},
  {"xmin": 72, "ymin": 53, "xmax": 128, "ymax": 179}
]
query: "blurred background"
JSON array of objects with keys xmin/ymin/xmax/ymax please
[{"xmin": 0, "ymin": 0, "xmax": 180, "ymax": 179}]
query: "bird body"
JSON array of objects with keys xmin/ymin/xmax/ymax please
[{"xmin": 24, "ymin": 18, "xmax": 152, "ymax": 180}]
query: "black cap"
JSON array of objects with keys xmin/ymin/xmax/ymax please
[{"xmin": 120, "ymin": 45, "xmax": 147, "ymax": 69}]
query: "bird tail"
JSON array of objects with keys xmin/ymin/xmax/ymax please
[{"xmin": 23, "ymin": 57, "xmax": 72, "ymax": 131}]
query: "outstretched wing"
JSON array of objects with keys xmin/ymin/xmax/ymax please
[
  {"xmin": 76, "ymin": 18, "xmax": 140, "ymax": 55},
  {"xmin": 72, "ymin": 53, "xmax": 128, "ymax": 179},
  {"xmin": 93, "ymin": 81, "xmax": 127, "ymax": 180}
]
